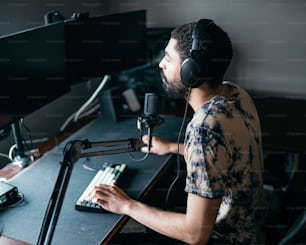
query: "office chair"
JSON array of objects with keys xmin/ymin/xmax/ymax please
[
  {"xmin": 264, "ymin": 153, "xmax": 306, "ymax": 244},
  {"xmin": 278, "ymin": 209, "xmax": 306, "ymax": 245}
]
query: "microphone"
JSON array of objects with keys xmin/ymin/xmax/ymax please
[
  {"xmin": 137, "ymin": 93, "xmax": 165, "ymax": 151},
  {"xmin": 143, "ymin": 93, "xmax": 165, "ymax": 116}
]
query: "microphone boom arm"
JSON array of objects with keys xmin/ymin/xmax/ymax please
[
  {"xmin": 37, "ymin": 137, "xmax": 144, "ymax": 245},
  {"xmin": 37, "ymin": 112, "xmax": 164, "ymax": 245},
  {"xmin": 63, "ymin": 138, "xmax": 145, "ymax": 164}
]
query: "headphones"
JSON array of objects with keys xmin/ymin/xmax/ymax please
[{"xmin": 180, "ymin": 19, "xmax": 215, "ymax": 88}]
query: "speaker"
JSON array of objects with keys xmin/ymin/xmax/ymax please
[{"xmin": 180, "ymin": 19, "xmax": 215, "ymax": 88}]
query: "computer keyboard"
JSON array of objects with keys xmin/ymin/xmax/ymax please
[{"xmin": 75, "ymin": 162, "xmax": 127, "ymax": 213}]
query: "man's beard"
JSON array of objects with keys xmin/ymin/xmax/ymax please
[{"xmin": 160, "ymin": 71, "xmax": 188, "ymax": 99}]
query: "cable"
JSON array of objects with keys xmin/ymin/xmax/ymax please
[
  {"xmin": 60, "ymin": 102, "xmax": 101, "ymax": 132},
  {"xmin": 8, "ymin": 145, "xmax": 16, "ymax": 161},
  {"xmin": 60, "ymin": 111, "xmax": 76, "ymax": 132},
  {"xmin": 5, "ymin": 118, "xmax": 47, "ymax": 163},
  {"xmin": 0, "ymin": 192, "xmax": 25, "ymax": 210},
  {"xmin": 8, "ymin": 137, "xmax": 47, "ymax": 161},
  {"xmin": 81, "ymin": 157, "xmax": 99, "ymax": 171},
  {"xmin": 128, "ymin": 151, "xmax": 150, "ymax": 162},
  {"xmin": 73, "ymin": 74, "xmax": 111, "ymax": 123},
  {"xmin": 165, "ymin": 87, "xmax": 191, "ymax": 210},
  {"xmin": 6, "ymin": 192, "xmax": 25, "ymax": 208},
  {"xmin": 78, "ymin": 103, "xmax": 101, "ymax": 119},
  {"xmin": 60, "ymin": 75, "xmax": 110, "ymax": 132}
]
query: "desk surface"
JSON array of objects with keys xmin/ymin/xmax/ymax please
[{"xmin": 0, "ymin": 115, "xmax": 186, "ymax": 245}]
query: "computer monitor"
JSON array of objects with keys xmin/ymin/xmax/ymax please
[
  {"xmin": 0, "ymin": 21, "xmax": 70, "ymax": 130},
  {"xmin": 64, "ymin": 10, "xmax": 147, "ymax": 85}
]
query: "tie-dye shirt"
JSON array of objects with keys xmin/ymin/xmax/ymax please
[{"xmin": 184, "ymin": 81, "xmax": 266, "ymax": 244}]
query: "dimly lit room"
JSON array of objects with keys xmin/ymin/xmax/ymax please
[{"xmin": 0, "ymin": 1, "xmax": 305, "ymax": 244}]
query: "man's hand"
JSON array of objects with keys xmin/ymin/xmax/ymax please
[
  {"xmin": 89, "ymin": 184, "xmax": 132, "ymax": 214},
  {"xmin": 141, "ymin": 135, "xmax": 173, "ymax": 155},
  {"xmin": 141, "ymin": 135, "xmax": 184, "ymax": 156}
]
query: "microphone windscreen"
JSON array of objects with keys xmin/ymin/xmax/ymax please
[{"xmin": 143, "ymin": 93, "xmax": 165, "ymax": 115}]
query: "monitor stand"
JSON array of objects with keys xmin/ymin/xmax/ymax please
[{"xmin": 11, "ymin": 119, "xmax": 39, "ymax": 168}]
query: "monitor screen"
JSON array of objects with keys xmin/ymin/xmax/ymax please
[
  {"xmin": 0, "ymin": 22, "xmax": 70, "ymax": 130},
  {"xmin": 64, "ymin": 10, "xmax": 147, "ymax": 85}
]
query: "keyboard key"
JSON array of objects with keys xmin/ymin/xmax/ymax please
[{"xmin": 75, "ymin": 163, "xmax": 127, "ymax": 213}]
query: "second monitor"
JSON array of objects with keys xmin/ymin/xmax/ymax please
[{"xmin": 65, "ymin": 10, "xmax": 147, "ymax": 85}]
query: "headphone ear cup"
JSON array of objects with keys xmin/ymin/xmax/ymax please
[
  {"xmin": 180, "ymin": 56, "xmax": 200, "ymax": 88},
  {"xmin": 181, "ymin": 50, "xmax": 210, "ymax": 88}
]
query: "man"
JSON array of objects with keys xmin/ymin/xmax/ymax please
[{"xmin": 90, "ymin": 19, "xmax": 267, "ymax": 244}]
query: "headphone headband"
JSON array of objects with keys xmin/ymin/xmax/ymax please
[
  {"xmin": 191, "ymin": 19, "xmax": 214, "ymax": 50},
  {"xmin": 180, "ymin": 19, "xmax": 215, "ymax": 88}
]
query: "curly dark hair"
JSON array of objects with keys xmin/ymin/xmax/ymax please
[{"xmin": 171, "ymin": 20, "xmax": 233, "ymax": 86}]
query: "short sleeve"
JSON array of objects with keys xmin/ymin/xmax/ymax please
[{"xmin": 184, "ymin": 126, "xmax": 231, "ymax": 199}]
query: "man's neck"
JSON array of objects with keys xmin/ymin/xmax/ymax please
[{"xmin": 188, "ymin": 83, "xmax": 224, "ymax": 112}]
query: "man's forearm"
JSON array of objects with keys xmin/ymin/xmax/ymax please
[
  {"xmin": 123, "ymin": 199, "xmax": 190, "ymax": 243},
  {"xmin": 168, "ymin": 142, "xmax": 184, "ymax": 156}
]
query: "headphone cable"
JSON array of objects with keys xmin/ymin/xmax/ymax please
[{"xmin": 165, "ymin": 87, "xmax": 191, "ymax": 210}]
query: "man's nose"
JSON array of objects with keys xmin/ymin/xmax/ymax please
[{"xmin": 158, "ymin": 57, "xmax": 165, "ymax": 69}]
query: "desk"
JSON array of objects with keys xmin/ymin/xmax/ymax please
[{"xmin": 0, "ymin": 115, "xmax": 185, "ymax": 245}]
